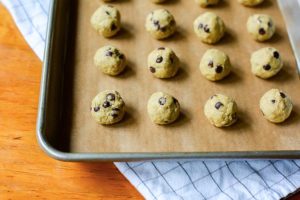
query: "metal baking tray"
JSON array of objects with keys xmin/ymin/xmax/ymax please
[{"xmin": 37, "ymin": 0, "xmax": 300, "ymax": 161}]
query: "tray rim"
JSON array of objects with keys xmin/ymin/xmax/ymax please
[{"xmin": 36, "ymin": 0, "xmax": 300, "ymax": 161}]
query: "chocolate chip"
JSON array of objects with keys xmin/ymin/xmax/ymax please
[
  {"xmin": 106, "ymin": 93, "xmax": 115, "ymax": 101},
  {"xmin": 158, "ymin": 47, "xmax": 165, "ymax": 50},
  {"xmin": 153, "ymin": 20, "xmax": 159, "ymax": 26},
  {"xmin": 259, "ymin": 28, "xmax": 266, "ymax": 35},
  {"xmin": 210, "ymin": 95, "xmax": 217, "ymax": 99},
  {"xmin": 280, "ymin": 92, "xmax": 286, "ymax": 98},
  {"xmin": 204, "ymin": 25, "xmax": 210, "ymax": 33},
  {"xmin": 268, "ymin": 21, "xmax": 272, "ymax": 27},
  {"xmin": 111, "ymin": 113, "xmax": 118, "ymax": 118},
  {"xmin": 170, "ymin": 19, "xmax": 175, "ymax": 25},
  {"xmin": 156, "ymin": 56, "xmax": 163, "ymax": 63},
  {"xmin": 208, "ymin": 61, "xmax": 213, "ymax": 68},
  {"xmin": 215, "ymin": 102, "xmax": 223, "ymax": 110},
  {"xmin": 111, "ymin": 109, "xmax": 119, "ymax": 118},
  {"xmin": 198, "ymin": 23, "xmax": 203, "ymax": 29},
  {"xmin": 160, "ymin": 26, "xmax": 167, "ymax": 32},
  {"xmin": 263, "ymin": 64, "xmax": 271, "ymax": 70},
  {"xmin": 102, "ymin": 101, "xmax": 111, "ymax": 108},
  {"xmin": 94, "ymin": 106, "xmax": 100, "ymax": 112},
  {"xmin": 273, "ymin": 51, "xmax": 279, "ymax": 59},
  {"xmin": 170, "ymin": 56, "xmax": 174, "ymax": 64},
  {"xmin": 106, "ymin": 51, "xmax": 113, "ymax": 57},
  {"xmin": 111, "ymin": 23, "xmax": 117, "ymax": 31},
  {"xmin": 119, "ymin": 54, "xmax": 124, "ymax": 59},
  {"xmin": 105, "ymin": 11, "xmax": 110, "ymax": 15},
  {"xmin": 149, "ymin": 66, "xmax": 156, "ymax": 73},
  {"xmin": 159, "ymin": 97, "xmax": 167, "ymax": 105},
  {"xmin": 271, "ymin": 99, "xmax": 276, "ymax": 103},
  {"xmin": 173, "ymin": 97, "xmax": 178, "ymax": 104},
  {"xmin": 215, "ymin": 65, "xmax": 223, "ymax": 73}
]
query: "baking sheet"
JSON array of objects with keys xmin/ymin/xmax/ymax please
[{"xmin": 63, "ymin": 0, "xmax": 300, "ymax": 153}]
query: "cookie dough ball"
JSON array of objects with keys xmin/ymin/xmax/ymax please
[
  {"xmin": 90, "ymin": 5, "xmax": 121, "ymax": 37},
  {"xmin": 91, "ymin": 90, "xmax": 125, "ymax": 125},
  {"xmin": 148, "ymin": 47, "xmax": 179, "ymax": 78},
  {"xmin": 238, "ymin": 0, "xmax": 264, "ymax": 6},
  {"xmin": 260, "ymin": 89, "xmax": 293, "ymax": 123},
  {"xmin": 204, "ymin": 94, "xmax": 238, "ymax": 127},
  {"xmin": 152, "ymin": 0, "xmax": 167, "ymax": 3},
  {"xmin": 145, "ymin": 9, "xmax": 176, "ymax": 40},
  {"xmin": 247, "ymin": 14, "xmax": 275, "ymax": 42},
  {"xmin": 147, "ymin": 92, "xmax": 180, "ymax": 125},
  {"xmin": 193, "ymin": 12, "xmax": 225, "ymax": 44},
  {"xmin": 251, "ymin": 47, "xmax": 283, "ymax": 79},
  {"xmin": 199, "ymin": 49, "xmax": 231, "ymax": 81},
  {"xmin": 195, "ymin": 0, "xmax": 219, "ymax": 7},
  {"xmin": 94, "ymin": 45, "xmax": 126, "ymax": 76}
]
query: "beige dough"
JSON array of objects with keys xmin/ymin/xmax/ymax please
[
  {"xmin": 90, "ymin": 5, "xmax": 121, "ymax": 38},
  {"xmin": 195, "ymin": 0, "xmax": 219, "ymax": 7},
  {"xmin": 151, "ymin": 0, "xmax": 167, "ymax": 3},
  {"xmin": 145, "ymin": 9, "xmax": 176, "ymax": 40},
  {"xmin": 193, "ymin": 12, "xmax": 225, "ymax": 44},
  {"xmin": 251, "ymin": 47, "xmax": 283, "ymax": 79},
  {"xmin": 247, "ymin": 14, "xmax": 275, "ymax": 42},
  {"xmin": 238, "ymin": 0, "xmax": 264, "ymax": 6},
  {"xmin": 199, "ymin": 49, "xmax": 231, "ymax": 81},
  {"xmin": 91, "ymin": 90, "xmax": 125, "ymax": 125},
  {"xmin": 204, "ymin": 94, "xmax": 238, "ymax": 127},
  {"xmin": 148, "ymin": 47, "xmax": 179, "ymax": 78},
  {"xmin": 260, "ymin": 89, "xmax": 293, "ymax": 123},
  {"xmin": 147, "ymin": 92, "xmax": 180, "ymax": 125},
  {"xmin": 94, "ymin": 45, "xmax": 126, "ymax": 76}
]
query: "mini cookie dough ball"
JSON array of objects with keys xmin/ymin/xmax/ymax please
[
  {"xmin": 204, "ymin": 94, "xmax": 238, "ymax": 127},
  {"xmin": 251, "ymin": 47, "xmax": 283, "ymax": 79},
  {"xmin": 193, "ymin": 12, "xmax": 225, "ymax": 44},
  {"xmin": 90, "ymin": 5, "xmax": 121, "ymax": 37},
  {"xmin": 247, "ymin": 14, "xmax": 275, "ymax": 42},
  {"xmin": 152, "ymin": 0, "xmax": 167, "ymax": 3},
  {"xmin": 260, "ymin": 89, "xmax": 293, "ymax": 123},
  {"xmin": 199, "ymin": 49, "xmax": 231, "ymax": 81},
  {"xmin": 146, "ymin": 9, "xmax": 176, "ymax": 40},
  {"xmin": 195, "ymin": 0, "xmax": 219, "ymax": 7},
  {"xmin": 147, "ymin": 92, "xmax": 180, "ymax": 125},
  {"xmin": 148, "ymin": 47, "xmax": 179, "ymax": 78},
  {"xmin": 238, "ymin": 0, "xmax": 264, "ymax": 6},
  {"xmin": 94, "ymin": 45, "xmax": 126, "ymax": 76},
  {"xmin": 91, "ymin": 90, "xmax": 125, "ymax": 125}
]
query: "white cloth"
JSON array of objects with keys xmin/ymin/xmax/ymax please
[{"xmin": 2, "ymin": 0, "xmax": 300, "ymax": 199}]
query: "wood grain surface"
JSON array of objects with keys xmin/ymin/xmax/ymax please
[
  {"xmin": 0, "ymin": 3, "xmax": 298, "ymax": 200},
  {"xmin": 0, "ymin": 4, "xmax": 141, "ymax": 200}
]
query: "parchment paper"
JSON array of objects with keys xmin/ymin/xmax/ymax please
[{"xmin": 64, "ymin": 0, "xmax": 300, "ymax": 153}]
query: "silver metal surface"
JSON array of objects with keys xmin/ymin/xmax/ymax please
[
  {"xmin": 36, "ymin": 0, "xmax": 300, "ymax": 161},
  {"xmin": 278, "ymin": 0, "xmax": 300, "ymax": 76}
]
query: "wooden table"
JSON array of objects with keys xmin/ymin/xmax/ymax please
[{"xmin": 0, "ymin": 4, "xmax": 298, "ymax": 200}]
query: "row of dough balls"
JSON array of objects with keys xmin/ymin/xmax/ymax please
[
  {"xmin": 90, "ymin": 5, "xmax": 276, "ymax": 43},
  {"xmin": 90, "ymin": 89, "xmax": 293, "ymax": 127},
  {"xmin": 94, "ymin": 45, "xmax": 283, "ymax": 80},
  {"xmin": 104, "ymin": 0, "xmax": 265, "ymax": 7}
]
